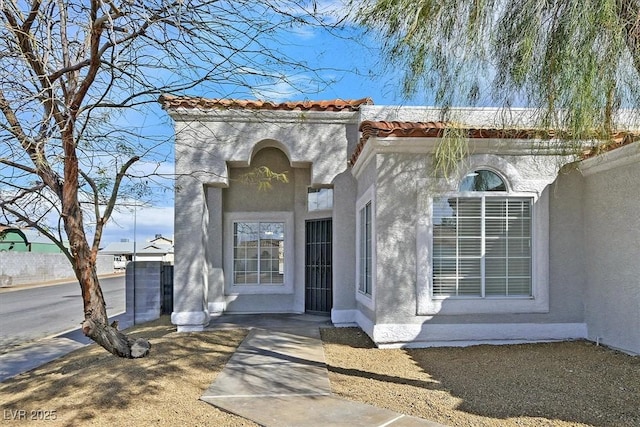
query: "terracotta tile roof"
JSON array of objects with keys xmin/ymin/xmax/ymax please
[
  {"xmin": 158, "ymin": 94, "xmax": 373, "ymax": 112},
  {"xmin": 359, "ymin": 120, "xmax": 450, "ymax": 139},
  {"xmin": 350, "ymin": 120, "xmax": 640, "ymax": 165},
  {"xmin": 580, "ymin": 134, "xmax": 639, "ymax": 159},
  {"xmin": 351, "ymin": 120, "xmax": 548, "ymax": 165}
]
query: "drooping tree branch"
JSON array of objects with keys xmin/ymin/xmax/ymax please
[
  {"xmin": 617, "ymin": 0, "xmax": 640, "ymax": 75},
  {"xmin": 354, "ymin": 0, "xmax": 640, "ymax": 154}
]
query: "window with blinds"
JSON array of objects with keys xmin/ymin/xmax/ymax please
[
  {"xmin": 358, "ymin": 201, "xmax": 372, "ymax": 295},
  {"xmin": 432, "ymin": 170, "xmax": 532, "ymax": 298}
]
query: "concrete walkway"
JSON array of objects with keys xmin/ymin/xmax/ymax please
[
  {"xmin": 202, "ymin": 314, "xmax": 446, "ymax": 427},
  {"xmin": 2, "ymin": 312, "xmax": 447, "ymax": 426}
]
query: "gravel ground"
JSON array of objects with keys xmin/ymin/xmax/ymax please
[
  {"xmin": 321, "ymin": 327, "xmax": 640, "ymax": 427},
  {"xmin": 0, "ymin": 317, "xmax": 258, "ymax": 426},
  {"xmin": 0, "ymin": 318, "xmax": 637, "ymax": 426}
]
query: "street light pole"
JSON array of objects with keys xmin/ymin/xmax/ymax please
[
  {"xmin": 133, "ymin": 203, "xmax": 137, "ymax": 263},
  {"xmin": 133, "ymin": 203, "xmax": 137, "ymax": 324}
]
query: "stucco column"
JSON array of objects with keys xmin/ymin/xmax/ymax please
[
  {"xmin": 206, "ymin": 187, "xmax": 225, "ymax": 314},
  {"xmin": 171, "ymin": 175, "xmax": 209, "ymax": 332},
  {"xmin": 330, "ymin": 171, "xmax": 358, "ymax": 324}
]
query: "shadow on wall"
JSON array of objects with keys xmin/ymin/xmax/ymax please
[{"xmin": 175, "ymin": 118, "xmax": 353, "ymax": 188}]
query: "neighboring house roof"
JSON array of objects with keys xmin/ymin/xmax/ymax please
[
  {"xmin": 137, "ymin": 246, "xmax": 174, "ymax": 255},
  {"xmin": 148, "ymin": 235, "xmax": 173, "ymax": 247},
  {"xmin": 100, "ymin": 241, "xmax": 174, "ymax": 255},
  {"xmin": 351, "ymin": 120, "xmax": 640, "ymax": 166},
  {"xmin": 143, "ymin": 244, "xmax": 174, "ymax": 253},
  {"xmin": 158, "ymin": 94, "xmax": 374, "ymax": 112},
  {"xmin": 100, "ymin": 241, "xmax": 135, "ymax": 255}
]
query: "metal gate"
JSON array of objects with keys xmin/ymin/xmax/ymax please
[
  {"xmin": 161, "ymin": 264, "xmax": 174, "ymax": 315},
  {"xmin": 305, "ymin": 218, "xmax": 332, "ymax": 313}
]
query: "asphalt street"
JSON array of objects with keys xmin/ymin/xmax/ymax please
[{"xmin": 0, "ymin": 275, "xmax": 125, "ymax": 352}]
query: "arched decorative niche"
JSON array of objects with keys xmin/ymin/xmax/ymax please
[
  {"xmin": 249, "ymin": 139, "xmax": 292, "ymax": 167},
  {"xmin": 223, "ymin": 145, "xmax": 296, "ymax": 213}
]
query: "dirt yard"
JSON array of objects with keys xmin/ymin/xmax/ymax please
[
  {"xmin": 0, "ymin": 317, "xmax": 638, "ymax": 426},
  {"xmin": 321, "ymin": 327, "xmax": 639, "ymax": 427},
  {"xmin": 0, "ymin": 317, "xmax": 258, "ymax": 426}
]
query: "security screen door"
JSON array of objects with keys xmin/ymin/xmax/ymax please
[{"xmin": 305, "ymin": 219, "xmax": 332, "ymax": 313}]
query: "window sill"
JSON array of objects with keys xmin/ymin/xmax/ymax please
[
  {"xmin": 418, "ymin": 295, "xmax": 549, "ymax": 315},
  {"xmin": 431, "ymin": 296, "xmax": 534, "ymax": 300},
  {"xmin": 227, "ymin": 283, "xmax": 292, "ymax": 295}
]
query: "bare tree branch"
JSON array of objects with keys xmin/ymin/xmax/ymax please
[
  {"xmin": 0, "ymin": 158, "xmax": 37, "ymax": 175},
  {"xmin": 1, "ymin": 0, "xmax": 343, "ymax": 358}
]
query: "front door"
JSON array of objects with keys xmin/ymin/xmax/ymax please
[{"xmin": 305, "ymin": 219, "xmax": 332, "ymax": 313}]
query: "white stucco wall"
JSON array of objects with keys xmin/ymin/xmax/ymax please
[
  {"xmin": 348, "ymin": 135, "xmax": 583, "ymax": 347},
  {"xmin": 168, "ymin": 106, "xmax": 360, "ymax": 330},
  {"xmin": 329, "ymin": 171, "xmax": 357, "ymax": 319},
  {"xmin": 172, "ymin": 109, "xmax": 358, "ymax": 186},
  {"xmin": 350, "ymin": 139, "xmax": 639, "ymax": 351},
  {"xmin": 349, "ymin": 105, "xmax": 588, "ymax": 347},
  {"xmin": 221, "ymin": 149, "xmax": 302, "ymax": 312},
  {"xmin": 547, "ymin": 168, "xmax": 589, "ymax": 324},
  {"xmin": 167, "ymin": 101, "xmax": 639, "ymax": 351},
  {"xmin": 171, "ymin": 174, "xmax": 209, "ymax": 331},
  {"xmin": 580, "ymin": 143, "xmax": 640, "ymax": 355}
]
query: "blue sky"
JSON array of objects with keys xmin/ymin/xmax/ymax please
[{"xmin": 101, "ymin": 2, "xmax": 430, "ymax": 247}]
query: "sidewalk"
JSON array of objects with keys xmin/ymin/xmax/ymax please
[
  {"xmin": 202, "ymin": 314, "xmax": 446, "ymax": 427},
  {"xmin": 0, "ymin": 311, "xmax": 131, "ymax": 382},
  {"xmin": 0, "ymin": 272, "xmax": 128, "ymax": 382}
]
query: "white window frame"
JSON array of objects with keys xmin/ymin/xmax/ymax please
[
  {"xmin": 432, "ymin": 193, "xmax": 534, "ymax": 298},
  {"xmin": 224, "ymin": 211, "xmax": 294, "ymax": 295},
  {"xmin": 307, "ymin": 187, "xmax": 334, "ymax": 212},
  {"xmin": 416, "ymin": 164, "xmax": 550, "ymax": 315},
  {"xmin": 356, "ymin": 186, "xmax": 375, "ymax": 309}
]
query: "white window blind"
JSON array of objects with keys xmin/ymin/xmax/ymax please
[{"xmin": 432, "ymin": 196, "xmax": 532, "ymax": 297}]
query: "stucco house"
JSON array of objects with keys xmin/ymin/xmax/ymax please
[
  {"xmin": 100, "ymin": 234, "xmax": 174, "ymax": 269},
  {"xmin": 160, "ymin": 95, "xmax": 640, "ymax": 355}
]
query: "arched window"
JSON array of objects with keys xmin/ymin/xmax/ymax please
[
  {"xmin": 432, "ymin": 169, "xmax": 532, "ymax": 298},
  {"xmin": 459, "ymin": 169, "xmax": 507, "ymax": 192}
]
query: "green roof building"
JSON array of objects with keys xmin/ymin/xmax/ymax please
[{"xmin": 0, "ymin": 227, "xmax": 66, "ymax": 253}]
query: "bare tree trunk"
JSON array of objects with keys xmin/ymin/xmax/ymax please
[
  {"xmin": 62, "ymin": 164, "xmax": 150, "ymax": 358},
  {"xmin": 76, "ymin": 253, "xmax": 151, "ymax": 359}
]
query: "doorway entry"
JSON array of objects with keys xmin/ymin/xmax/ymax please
[{"xmin": 305, "ymin": 218, "xmax": 332, "ymax": 313}]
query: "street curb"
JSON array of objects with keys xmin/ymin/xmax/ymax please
[{"xmin": 0, "ymin": 273, "xmax": 125, "ymax": 293}]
